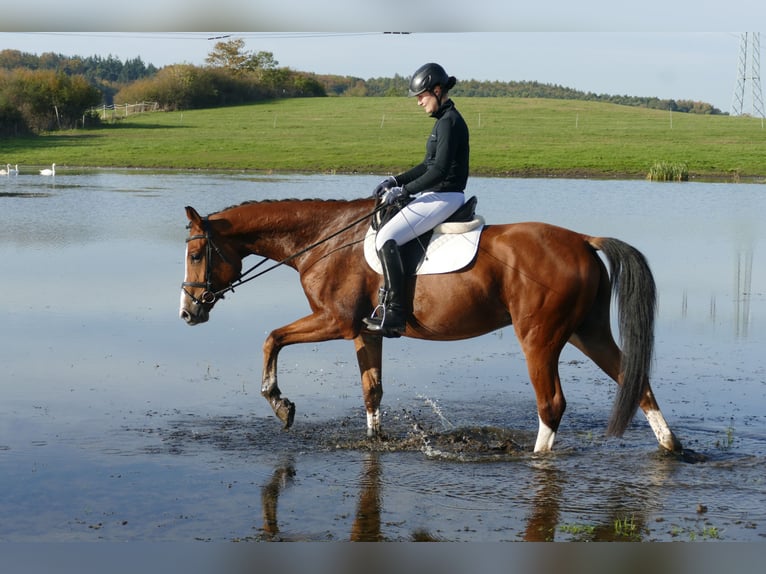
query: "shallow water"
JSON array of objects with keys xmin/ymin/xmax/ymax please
[{"xmin": 1, "ymin": 170, "xmax": 764, "ymax": 541}]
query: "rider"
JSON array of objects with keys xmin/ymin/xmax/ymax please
[{"xmin": 363, "ymin": 62, "xmax": 470, "ymax": 337}]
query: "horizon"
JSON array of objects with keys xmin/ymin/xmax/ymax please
[
  {"xmin": 1, "ymin": 32, "xmax": 760, "ymax": 114},
  {"xmin": 0, "ymin": 42, "xmax": 728, "ymax": 112}
]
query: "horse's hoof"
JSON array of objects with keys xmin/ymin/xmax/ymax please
[
  {"xmin": 367, "ymin": 430, "xmax": 387, "ymax": 441},
  {"xmin": 661, "ymin": 432, "xmax": 684, "ymax": 455},
  {"xmin": 276, "ymin": 398, "xmax": 296, "ymax": 429}
]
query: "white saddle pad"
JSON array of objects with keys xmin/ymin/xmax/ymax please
[{"xmin": 364, "ymin": 216, "xmax": 485, "ymax": 275}]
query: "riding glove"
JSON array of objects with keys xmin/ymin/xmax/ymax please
[
  {"xmin": 382, "ymin": 186, "xmax": 407, "ymax": 205},
  {"xmin": 373, "ymin": 176, "xmax": 398, "ymax": 197}
]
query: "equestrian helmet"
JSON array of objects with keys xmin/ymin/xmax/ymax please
[{"xmin": 408, "ymin": 62, "xmax": 455, "ymax": 97}]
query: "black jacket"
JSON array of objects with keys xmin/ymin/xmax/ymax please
[{"xmin": 395, "ymin": 99, "xmax": 469, "ymax": 194}]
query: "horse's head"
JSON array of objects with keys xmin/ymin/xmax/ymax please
[{"xmin": 179, "ymin": 206, "xmax": 242, "ymax": 325}]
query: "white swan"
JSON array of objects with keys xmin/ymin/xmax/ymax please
[
  {"xmin": 0, "ymin": 164, "xmax": 8, "ymax": 176},
  {"xmin": 9, "ymin": 164, "xmax": 19, "ymax": 175},
  {"xmin": 40, "ymin": 163, "xmax": 56, "ymax": 176}
]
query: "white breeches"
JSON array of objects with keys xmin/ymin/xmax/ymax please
[{"xmin": 374, "ymin": 191, "xmax": 465, "ymax": 251}]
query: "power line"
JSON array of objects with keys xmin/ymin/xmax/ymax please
[{"xmin": 14, "ymin": 32, "xmax": 389, "ymax": 42}]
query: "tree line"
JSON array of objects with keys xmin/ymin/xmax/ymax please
[
  {"xmin": 0, "ymin": 42, "xmax": 326, "ymax": 135},
  {"xmin": 323, "ymin": 75, "xmax": 723, "ymax": 114},
  {"xmin": 0, "ymin": 40, "xmax": 723, "ymax": 136}
]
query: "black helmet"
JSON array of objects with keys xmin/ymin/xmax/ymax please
[{"xmin": 408, "ymin": 63, "xmax": 456, "ymax": 97}]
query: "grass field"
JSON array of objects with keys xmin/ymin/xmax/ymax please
[{"xmin": 5, "ymin": 97, "xmax": 766, "ymax": 180}]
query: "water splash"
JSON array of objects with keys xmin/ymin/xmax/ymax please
[{"xmin": 416, "ymin": 394, "xmax": 454, "ymax": 431}]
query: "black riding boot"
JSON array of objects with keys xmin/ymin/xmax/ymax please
[{"xmin": 363, "ymin": 239, "xmax": 406, "ymax": 337}]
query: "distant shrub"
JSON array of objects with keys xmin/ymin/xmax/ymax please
[
  {"xmin": 114, "ymin": 64, "xmax": 324, "ymax": 111},
  {"xmin": 0, "ymin": 68, "xmax": 101, "ymax": 132}
]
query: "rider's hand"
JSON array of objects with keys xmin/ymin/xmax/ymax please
[
  {"xmin": 382, "ymin": 186, "xmax": 406, "ymax": 205},
  {"xmin": 373, "ymin": 176, "xmax": 398, "ymax": 198}
]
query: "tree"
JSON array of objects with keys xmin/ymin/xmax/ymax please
[
  {"xmin": 205, "ymin": 39, "xmax": 251, "ymax": 73},
  {"xmin": 292, "ymin": 74, "xmax": 325, "ymax": 97},
  {"xmin": 248, "ymin": 51, "xmax": 278, "ymax": 73},
  {"xmin": 205, "ymin": 39, "xmax": 278, "ymax": 78},
  {"xmin": 0, "ymin": 72, "xmax": 30, "ymax": 135}
]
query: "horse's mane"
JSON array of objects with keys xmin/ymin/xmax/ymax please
[{"xmin": 212, "ymin": 197, "xmax": 369, "ymax": 216}]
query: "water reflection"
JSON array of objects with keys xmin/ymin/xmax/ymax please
[
  {"xmin": 734, "ymin": 248, "xmax": 754, "ymax": 338},
  {"xmin": 349, "ymin": 453, "xmax": 384, "ymax": 542},
  {"xmin": 255, "ymin": 448, "xmax": 685, "ymax": 542},
  {"xmin": 256, "ymin": 453, "xmax": 435, "ymax": 541},
  {"xmin": 681, "ymin": 247, "xmax": 754, "ymax": 339},
  {"xmin": 257, "ymin": 454, "xmax": 387, "ymax": 542},
  {"xmin": 682, "ymin": 246, "xmax": 755, "ymax": 338},
  {"xmin": 521, "ymin": 458, "xmax": 563, "ymax": 541},
  {"xmin": 260, "ymin": 457, "xmax": 297, "ymax": 538}
]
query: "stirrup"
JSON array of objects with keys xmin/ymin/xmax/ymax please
[
  {"xmin": 363, "ymin": 304, "xmax": 405, "ymax": 337},
  {"xmin": 363, "ymin": 304, "xmax": 387, "ymax": 329}
]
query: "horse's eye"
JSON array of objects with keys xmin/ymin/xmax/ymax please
[{"xmin": 190, "ymin": 252, "xmax": 203, "ymax": 263}]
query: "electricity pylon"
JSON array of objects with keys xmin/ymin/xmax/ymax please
[{"xmin": 731, "ymin": 32, "xmax": 765, "ymax": 117}]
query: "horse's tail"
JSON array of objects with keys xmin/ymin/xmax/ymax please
[{"xmin": 588, "ymin": 236, "xmax": 656, "ymax": 437}]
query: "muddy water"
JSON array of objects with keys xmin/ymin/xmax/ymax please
[{"xmin": 1, "ymin": 171, "xmax": 764, "ymax": 541}]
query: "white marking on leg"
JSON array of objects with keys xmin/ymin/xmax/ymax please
[
  {"xmin": 366, "ymin": 408, "xmax": 381, "ymax": 437},
  {"xmin": 644, "ymin": 409, "xmax": 679, "ymax": 451},
  {"xmin": 261, "ymin": 372, "xmax": 277, "ymax": 395},
  {"xmin": 534, "ymin": 416, "xmax": 557, "ymax": 452}
]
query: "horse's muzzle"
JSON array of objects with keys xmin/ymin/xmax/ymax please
[
  {"xmin": 179, "ymin": 294, "xmax": 210, "ymax": 325},
  {"xmin": 180, "ymin": 305, "xmax": 209, "ymax": 325}
]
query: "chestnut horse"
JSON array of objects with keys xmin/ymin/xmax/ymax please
[{"xmin": 179, "ymin": 197, "xmax": 682, "ymax": 454}]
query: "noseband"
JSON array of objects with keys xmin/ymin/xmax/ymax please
[{"xmin": 181, "ymin": 217, "xmax": 236, "ymax": 306}]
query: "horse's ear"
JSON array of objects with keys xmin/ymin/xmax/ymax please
[{"xmin": 185, "ymin": 206, "xmax": 202, "ymax": 226}]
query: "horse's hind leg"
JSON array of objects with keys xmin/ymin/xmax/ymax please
[
  {"xmin": 353, "ymin": 332, "xmax": 384, "ymax": 437},
  {"xmin": 569, "ymin": 325, "xmax": 683, "ymax": 453},
  {"xmin": 639, "ymin": 387, "xmax": 682, "ymax": 453}
]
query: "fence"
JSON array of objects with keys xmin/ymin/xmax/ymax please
[{"xmin": 92, "ymin": 101, "xmax": 160, "ymax": 121}]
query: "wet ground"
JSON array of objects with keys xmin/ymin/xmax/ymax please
[
  {"xmin": 1, "ymin": 172, "xmax": 764, "ymax": 542},
  {"xmin": 4, "ymin": 342, "xmax": 763, "ymax": 542}
]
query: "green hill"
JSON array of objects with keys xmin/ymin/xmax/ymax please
[{"xmin": 5, "ymin": 97, "xmax": 766, "ymax": 181}]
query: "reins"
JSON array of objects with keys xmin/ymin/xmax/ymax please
[{"xmin": 187, "ymin": 201, "xmax": 388, "ymax": 303}]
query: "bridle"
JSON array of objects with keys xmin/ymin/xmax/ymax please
[
  {"xmin": 181, "ymin": 202, "xmax": 389, "ymax": 306},
  {"xmin": 181, "ymin": 216, "xmax": 235, "ymax": 306}
]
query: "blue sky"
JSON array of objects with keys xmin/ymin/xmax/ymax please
[{"xmin": 3, "ymin": 2, "xmax": 766, "ymax": 114}]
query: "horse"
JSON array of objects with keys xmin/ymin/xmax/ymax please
[{"xmin": 179, "ymin": 197, "xmax": 683, "ymax": 454}]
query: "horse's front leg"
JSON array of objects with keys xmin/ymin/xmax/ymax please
[
  {"xmin": 260, "ymin": 330, "xmax": 297, "ymax": 430},
  {"xmin": 260, "ymin": 313, "xmax": 344, "ymax": 429},
  {"xmin": 261, "ymin": 334, "xmax": 295, "ymax": 428},
  {"xmin": 353, "ymin": 332, "xmax": 384, "ymax": 437}
]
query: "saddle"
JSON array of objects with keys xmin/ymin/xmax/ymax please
[
  {"xmin": 366, "ymin": 195, "xmax": 485, "ymax": 276},
  {"xmin": 372, "ymin": 194, "xmax": 478, "ymax": 231}
]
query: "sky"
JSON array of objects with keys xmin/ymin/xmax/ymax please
[{"xmin": 3, "ymin": 2, "xmax": 766, "ymax": 114}]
